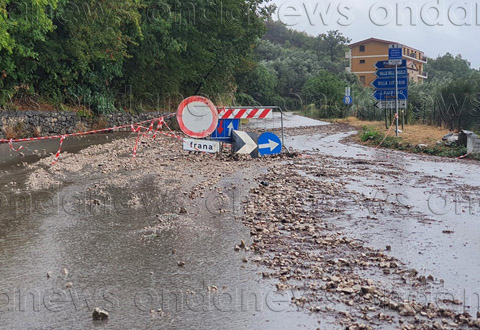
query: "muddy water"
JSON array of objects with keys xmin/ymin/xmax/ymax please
[
  {"xmin": 0, "ymin": 134, "xmax": 319, "ymax": 329},
  {"xmin": 0, "ymin": 133, "xmax": 133, "ymax": 168},
  {"xmin": 2, "ymin": 113, "xmax": 480, "ymax": 328},
  {"xmin": 285, "ymin": 120, "xmax": 480, "ymax": 313}
]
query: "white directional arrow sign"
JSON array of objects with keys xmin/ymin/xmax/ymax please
[
  {"xmin": 235, "ymin": 131, "xmax": 257, "ymax": 154},
  {"xmin": 258, "ymin": 132, "xmax": 282, "ymax": 156},
  {"xmin": 232, "ymin": 130, "xmax": 259, "ymax": 158},
  {"xmin": 375, "ymin": 100, "xmax": 407, "ymax": 109},
  {"xmin": 227, "ymin": 122, "xmax": 234, "ymax": 136},
  {"xmin": 259, "ymin": 139, "xmax": 279, "ymax": 152}
]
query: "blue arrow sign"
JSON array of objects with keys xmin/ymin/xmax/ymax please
[
  {"xmin": 372, "ymin": 89, "xmax": 408, "ymax": 101},
  {"xmin": 375, "ymin": 60, "xmax": 406, "ymax": 69},
  {"xmin": 371, "ymin": 77, "xmax": 408, "ymax": 89},
  {"xmin": 376, "ymin": 68, "xmax": 408, "ymax": 78},
  {"xmin": 343, "ymin": 96, "xmax": 352, "ymax": 105},
  {"xmin": 258, "ymin": 132, "xmax": 282, "ymax": 156},
  {"xmin": 211, "ymin": 119, "xmax": 240, "ymax": 141}
]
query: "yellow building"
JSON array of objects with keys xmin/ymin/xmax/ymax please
[{"xmin": 346, "ymin": 38, "xmax": 427, "ymax": 87}]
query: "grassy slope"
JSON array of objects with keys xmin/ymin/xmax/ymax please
[{"xmin": 333, "ymin": 117, "xmax": 449, "ymax": 146}]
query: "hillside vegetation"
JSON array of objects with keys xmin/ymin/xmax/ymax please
[{"xmin": 1, "ymin": 1, "xmax": 480, "ymax": 132}]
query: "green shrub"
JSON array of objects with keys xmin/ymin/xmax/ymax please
[
  {"xmin": 360, "ymin": 126, "xmax": 383, "ymax": 143},
  {"xmin": 416, "ymin": 144, "xmax": 467, "ymax": 158},
  {"xmin": 380, "ymin": 136, "xmax": 402, "ymax": 148},
  {"xmin": 469, "ymin": 153, "xmax": 480, "ymax": 161},
  {"xmin": 437, "ymin": 146, "xmax": 467, "ymax": 158}
]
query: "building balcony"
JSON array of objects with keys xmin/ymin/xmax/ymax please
[
  {"xmin": 404, "ymin": 54, "xmax": 427, "ymax": 63},
  {"xmin": 418, "ymin": 72, "xmax": 428, "ymax": 79}
]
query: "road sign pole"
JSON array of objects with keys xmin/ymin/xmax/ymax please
[
  {"xmin": 389, "ymin": 102, "xmax": 392, "ymax": 125},
  {"xmin": 280, "ymin": 110, "xmax": 285, "ymax": 147},
  {"xmin": 395, "ymin": 64, "xmax": 399, "ymax": 137},
  {"xmin": 384, "ymin": 95, "xmax": 388, "ymax": 129},
  {"xmin": 352, "ymin": 88, "xmax": 354, "ymax": 113}
]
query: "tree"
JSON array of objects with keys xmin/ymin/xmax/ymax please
[
  {"xmin": 0, "ymin": 0, "xmax": 58, "ymax": 103},
  {"xmin": 425, "ymin": 53, "xmax": 472, "ymax": 81},
  {"xmin": 316, "ymin": 30, "xmax": 351, "ymax": 62},
  {"xmin": 253, "ymin": 25, "xmax": 356, "ymax": 111},
  {"xmin": 437, "ymin": 74, "xmax": 480, "ymax": 131},
  {"xmin": 302, "ymin": 70, "xmax": 346, "ymax": 118},
  {"xmin": 123, "ymin": 0, "xmax": 271, "ymax": 108},
  {"xmin": 263, "ymin": 20, "xmax": 315, "ymax": 50},
  {"xmin": 408, "ymin": 54, "xmax": 480, "ymax": 129},
  {"xmin": 236, "ymin": 62, "xmax": 278, "ymax": 105},
  {"xmin": 35, "ymin": 0, "xmax": 142, "ymax": 113}
]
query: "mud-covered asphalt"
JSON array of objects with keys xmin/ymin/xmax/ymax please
[{"xmin": 0, "ymin": 114, "xmax": 479, "ymax": 329}]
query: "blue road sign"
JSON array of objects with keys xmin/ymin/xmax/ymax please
[
  {"xmin": 211, "ymin": 119, "xmax": 240, "ymax": 141},
  {"xmin": 375, "ymin": 60, "xmax": 406, "ymax": 69},
  {"xmin": 389, "ymin": 48, "xmax": 403, "ymax": 60},
  {"xmin": 372, "ymin": 89, "xmax": 408, "ymax": 101},
  {"xmin": 258, "ymin": 132, "xmax": 282, "ymax": 156},
  {"xmin": 343, "ymin": 96, "xmax": 353, "ymax": 105},
  {"xmin": 376, "ymin": 68, "xmax": 408, "ymax": 78},
  {"xmin": 371, "ymin": 77, "xmax": 408, "ymax": 89}
]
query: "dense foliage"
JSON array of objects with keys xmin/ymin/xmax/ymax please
[
  {"xmin": 409, "ymin": 53, "xmax": 480, "ymax": 131},
  {"xmin": 2, "ymin": 1, "xmax": 480, "ymax": 132},
  {"xmin": 239, "ymin": 20, "xmax": 363, "ymax": 116},
  {"xmin": 0, "ymin": 0, "xmax": 272, "ymax": 113}
]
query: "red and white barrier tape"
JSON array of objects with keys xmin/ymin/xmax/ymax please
[
  {"xmin": 375, "ymin": 113, "xmax": 398, "ymax": 150},
  {"xmin": 152, "ymin": 118, "xmax": 164, "ymax": 139},
  {"xmin": 1, "ymin": 116, "xmax": 173, "ymax": 145},
  {"xmin": 458, "ymin": 153, "xmax": 471, "ymax": 160},
  {"xmin": 131, "ymin": 124, "xmax": 144, "ymax": 160},
  {"xmin": 9, "ymin": 139, "xmax": 24, "ymax": 152},
  {"xmin": 52, "ymin": 135, "xmax": 66, "ymax": 165},
  {"xmin": 1, "ymin": 113, "xmax": 180, "ymax": 164}
]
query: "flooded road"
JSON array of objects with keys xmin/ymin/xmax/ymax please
[
  {"xmin": 1, "ymin": 113, "xmax": 479, "ymax": 329},
  {"xmin": 0, "ymin": 131, "xmax": 320, "ymax": 329},
  {"xmin": 283, "ymin": 118, "xmax": 480, "ymax": 319}
]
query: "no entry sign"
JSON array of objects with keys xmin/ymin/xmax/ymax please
[{"xmin": 177, "ymin": 96, "xmax": 218, "ymax": 138}]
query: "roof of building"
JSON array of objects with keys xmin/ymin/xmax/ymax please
[{"xmin": 349, "ymin": 37, "xmax": 423, "ymax": 53}]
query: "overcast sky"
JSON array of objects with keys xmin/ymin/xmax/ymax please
[{"xmin": 271, "ymin": 0, "xmax": 480, "ymax": 68}]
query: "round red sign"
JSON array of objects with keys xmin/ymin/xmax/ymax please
[{"xmin": 176, "ymin": 96, "xmax": 218, "ymax": 138}]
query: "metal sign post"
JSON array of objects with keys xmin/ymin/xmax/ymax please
[
  {"xmin": 389, "ymin": 44, "xmax": 403, "ymax": 137},
  {"xmin": 395, "ymin": 64, "xmax": 399, "ymax": 136}
]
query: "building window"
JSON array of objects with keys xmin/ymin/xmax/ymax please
[
  {"xmin": 359, "ymin": 45, "xmax": 365, "ymax": 52},
  {"xmin": 359, "ymin": 60, "xmax": 365, "ymax": 64},
  {"xmin": 360, "ymin": 76, "xmax": 366, "ymax": 84}
]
